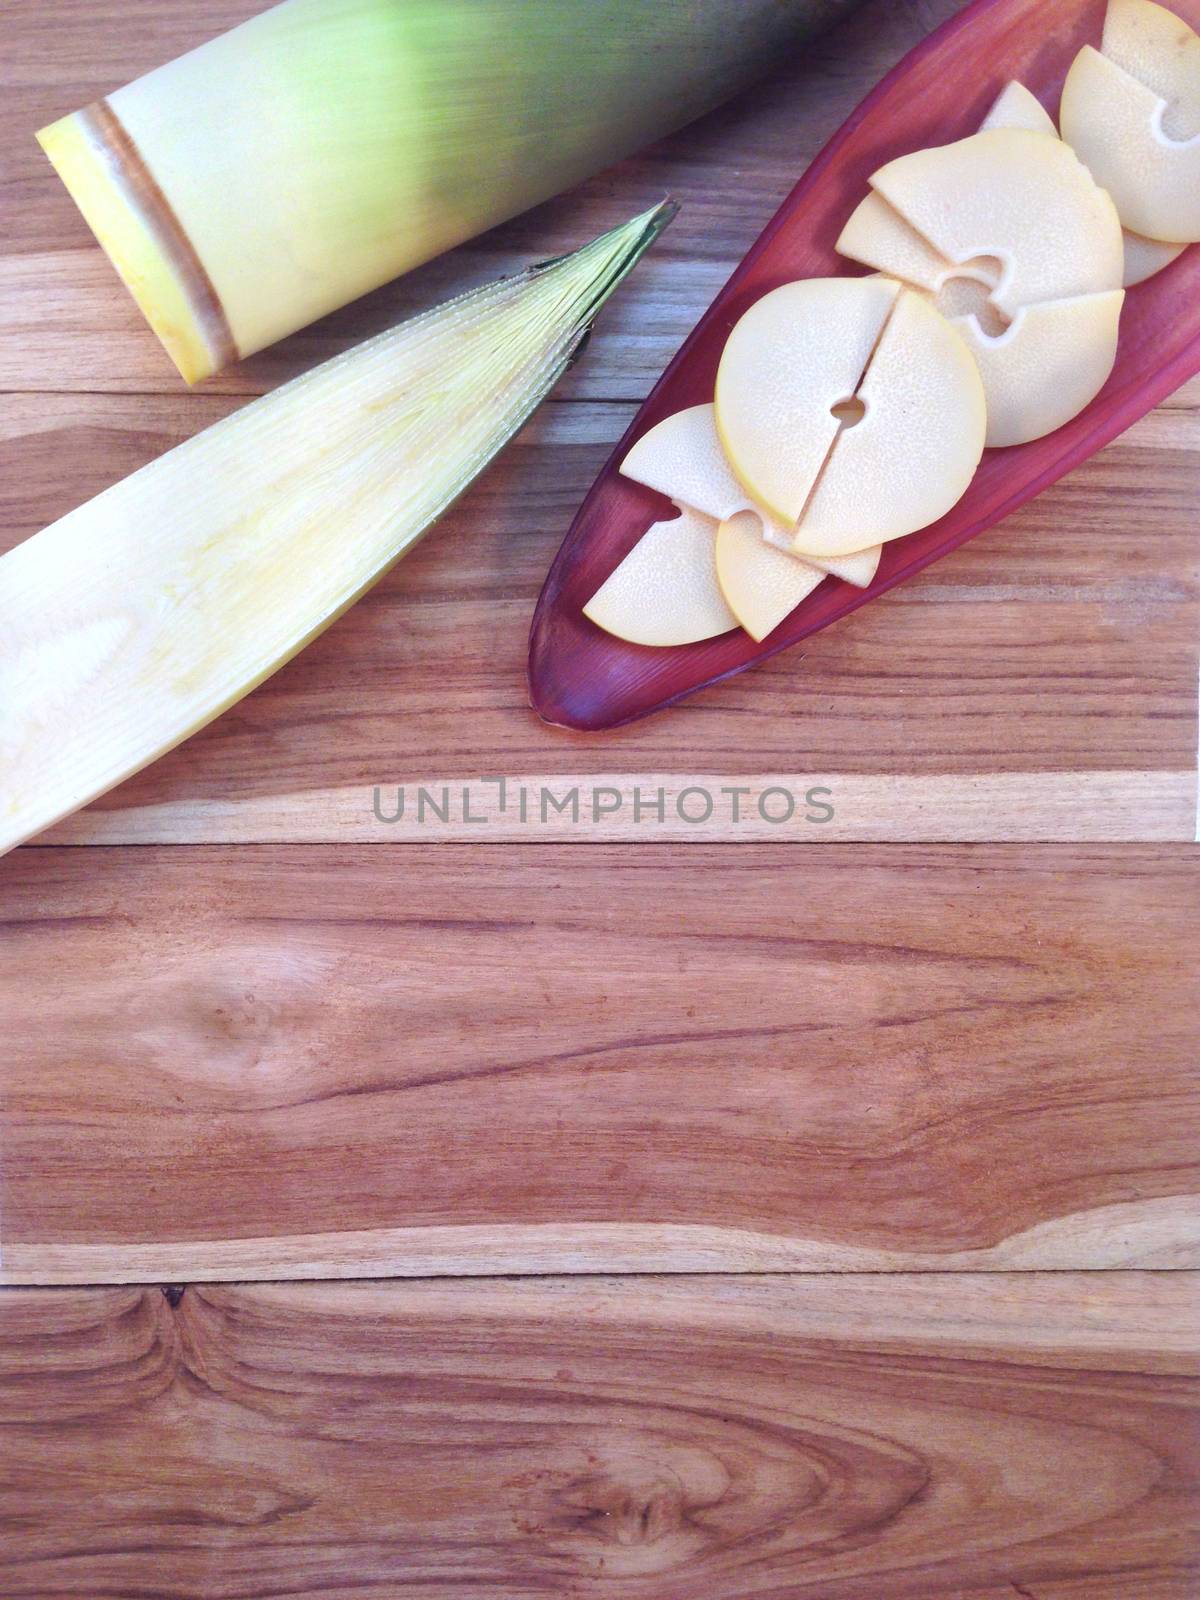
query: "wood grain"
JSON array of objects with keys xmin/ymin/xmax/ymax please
[
  {"xmin": 1, "ymin": 389, "xmax": 1197, "ymax": 840},
  {"xmin": 3, "ymin": 3, "xmax": 1199, "ymax": 1580},
  {"xmin": 2, "ymin": 0, "xmax": 1197, "ymax": 836},
  {"xmin": 3, "ymin": 844, "xmax": 1196, "ymax": 1284},
  {"xmin": 2, "ymin": 1274, "xmax": 1197, "ymax": 1598}
]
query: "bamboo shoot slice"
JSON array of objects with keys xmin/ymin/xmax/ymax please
[
  {"xmin": 620, "ymin": 403, "xmax": 882, "ymax": 585},
  {"xmin": 981, "ymin": 80, "xmax": 1057, "ymax": 135},
  {"xmin": 759, "ymin": 526, "xmax": 881, "ymax": 588},
  {"xmin": 1102, "ymin": 0, "xmax": 1200, "ymax": 138},
  {"xmin": 841, "ymin": 105, "xmax": 1128, "ymax": 445},
  {"xmin": 869, "ymin": 129, "xmax": 1124, "ymax": 310},
  {"xmin": 794, "ymin": 289, "xmax": 986, "ymax": 556},
  {"xmin": 715, "ymin": 512, "xmax": 824, "ymax": 641},
  {"xmin": 1123, "ymin": 228, "xmax": 1186, "ymax": 281},
  {"xmin": 1060, "ymin": 46, "xmax": 1200, "ymax": 243},
  {"xmin": 582, "ymin": 509, "xmax": 737, "ymax": 646},
  {"xmin": 0, "ymin": 204, "xmax": 672, "ymax": 854},
  {"xmin": 981, "ymin": 76, "xmax": 1184, "ymax": 287},
  {"xmin": 836, "ymin": 193, "xmax": 950, "ymax": 292},
  {"xmin": 714, "ymin": 276, "xmax": 900, "ymax": 524},
  {"xmin": 945, "ymin": 291, "xmax": 1125, "ymax": 448},
  {"xmin": 621, "ymin": 404, "xmax": 756, "ymax": 523}
]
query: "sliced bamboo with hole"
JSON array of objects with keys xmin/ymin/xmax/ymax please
[
  {"xmin": 36, "ymin": 0, "xmax": 859, "ymax": 383},
  {"xmin": 0, "ymin": 204, "xmax": 672, "ymax": 855}
]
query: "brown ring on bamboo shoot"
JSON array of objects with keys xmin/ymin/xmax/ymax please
[{"xmin": 77, "ymin": 99, "xmax": 238, "ymax": 374}]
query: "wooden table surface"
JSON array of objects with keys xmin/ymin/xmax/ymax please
[{"xmin": 2, "ymin": 0, "xmax": 1198, "ymax": 1594}]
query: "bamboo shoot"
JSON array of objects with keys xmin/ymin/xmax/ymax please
[{"xmin": 37, "ymin": 0, "xmax": 859, "ymax": 382}]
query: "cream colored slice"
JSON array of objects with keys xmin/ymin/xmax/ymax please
[
  {"xmin": 715, "ymin": 511, "xmax": 825, "ymax": 642},
  {"xmin": 869, "ymin": 128, "xmax": 1125, "ymax": 309},
  {"xmin": 981, "ymin": 80, "xmax": 1057, "ymax": 135},
  {"xmin": 836, "ymin": 192, "xmax": 949, "ymax": 292},
  {"xmin": 714, "ymin": 276, "xmax": 900, "ymax": 524},
  {"xmin": 1103, "ymin": 0, "xmax": 1200, "ymax": 139},
  {"xmin": 620, "ymin": 403, "xmax": 881, "ymax": 586},
  {"xmin": 621, "ymin": 404, "xmax": 754, "ymax": 525},
  {"xmin": 1123, "ymin": 227, "xmax": 1186, "ymax": 281},
  {"xmin": 946, "ymin": 290, "xmax": 1124, "ymax": 447},
  {"xmin": 1061, "ymin": 46, "xmax": 1200, "ymax": 243},
  {"xmin": 983, "ymin": 71, "xmax": 1185, "ymax": 286},
  {"xmin": 582, "ymin": 509, "xmax": 736, "ymax": 646},
  {"xmin": 793, "ymin": 290, "xmax": 985, "ymax": 557},
  {"xmin": 842, "ymin": 101, "xmax": 1128, "ymax": 445},
  {"xmin": 860, "ymin": 265, "xmax": 1123, "ymax": 448},
  {"xmin": 838, "ymin": 196, "xmax": 1004, "ymax": 305},
  {"xmin": 759, "ymin": 525, "xmax": 881, "ymax": 587}
]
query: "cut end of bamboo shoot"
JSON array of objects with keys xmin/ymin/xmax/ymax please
[{"xmin": 37, "ymin": 107, "xmax": 230, "ymax": 385}]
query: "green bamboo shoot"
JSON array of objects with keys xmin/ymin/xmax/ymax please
[
  {"xmin": 36, "ymin": 0, "xmax": 858, "ymax": 382},
  {"xmin": 0, "ymin": 203, "xmax": 673, "ymax": 855}
]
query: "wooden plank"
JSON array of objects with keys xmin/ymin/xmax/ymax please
[
  {"xmin": 2, "ymin": 389, "xmax": 1197, "ymax": 841},
  {"xmin": 3, "ymin": 845, "xmax": 1196, "ymax": 1284},
  {"xmin": 31, "ymin": 771, "xmax": 1199, "ymax": 845},
  {"xmin": 1, "ymin": 1274, "xmax": 1197, "ymax": 1598}
]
